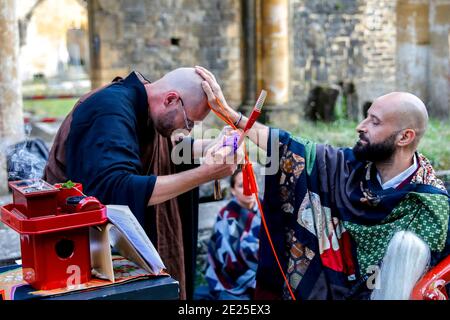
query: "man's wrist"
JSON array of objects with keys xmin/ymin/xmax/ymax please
[
  {"xmin": 195, "ymin": 164, "xmax": 211, "ymax": 184},
  {"xmin": 229, "ymin": 110, "xmax": 240, "ymax": 125},
  {"xmin": 233, "ymin": 112, "xmax": 243, "ymax": 127}
]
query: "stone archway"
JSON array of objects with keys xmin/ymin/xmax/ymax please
[{"xmin": 19, "ymin": 0, "xmax": 89, "ymax": 82}]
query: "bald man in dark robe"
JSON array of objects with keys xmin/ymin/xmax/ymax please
[{"xmin": 44, "ymin": 68, "xmax": 236, "ymax": 299}]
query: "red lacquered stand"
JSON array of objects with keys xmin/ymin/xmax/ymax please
[
  {"xmin": 411, "ymin": 255, "xmax": 450, "ymax": 300},
  {"xmin": 1, "ymin": 179, "xmax": 107, "ymax": 291}
]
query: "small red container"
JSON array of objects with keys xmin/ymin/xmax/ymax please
[
  {"xmin": 9, "ymin": 179, "xmax": 59, "ymax": 218},
  {"xmin": 54, "ymin": 182, "xmax": 84, "ymax": 213}
]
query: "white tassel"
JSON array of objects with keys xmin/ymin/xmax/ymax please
[{"xmin": 371, "ymin": 230, "xmax": 430, "ymax": 300}]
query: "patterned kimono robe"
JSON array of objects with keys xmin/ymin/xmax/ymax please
[
  {"xmin": 206, "ymin": 199, "xmax": 261, "ymax": 297},
  {"xmin": 255, "ymin": 128, "xmax": 450, "ymax": 300}
]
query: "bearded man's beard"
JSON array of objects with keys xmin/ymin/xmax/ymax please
[
  {"xmin": 353, "ymin": 132, "xmax": 398, "ymax": 162},
  {"xmin": 155, "ymin": 109, "xmax": 179, "ymax": 138}
]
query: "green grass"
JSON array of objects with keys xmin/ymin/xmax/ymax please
[
  {"xmin": 23, "ymin": 99, "xmax": 450, "ymax": 171},
  {"xmin": 284, "ymin": 119, "xmax": 450, "ymax": 171},
  {"xmin": 23, "ymin": 98, "xmax": 77, "ymax": 118}
]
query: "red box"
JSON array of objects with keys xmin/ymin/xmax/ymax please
[
  {"xmin": 0, "ymin": 180, "xmax": 108, "ymax": 291},
  {"xmin": 20, "ymin": 228, "xmax": 92, "ymax": 290},
  {"xmin": 54, "ymin": 182, "xmax": 84, "ymax": 213},
  {"xmin": 1, "ymin": 204, "xmax": 107, "ymax": 290},
  {"xmin": 9, "ymin": 179, "xmax": 59, "ymax": 218}
]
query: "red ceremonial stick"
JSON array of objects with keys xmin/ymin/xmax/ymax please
[
  {"xmin": 239, "ymin": 90, "xmax": 266, "ymax": 196},
  {"xmin": 244, "ymin": 90, "xmax": 267, "ymax": 131},
  {"xmin": 237, "ymin": 90, "xmax": 267, "ymax": 147}
]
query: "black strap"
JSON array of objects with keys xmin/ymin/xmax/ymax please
[
  {"xmin": 345, "ymin": 274, "xmax": 370, "ymax": 300},
  {"xmin": 111, "ymin": 76, "xmax": 123, "ymax": 83}
]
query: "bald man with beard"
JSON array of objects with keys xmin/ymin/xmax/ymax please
[
  {"xmin": 44, "ymin": 68, "xmax": 238, "ymax": 299},
  {"xmin": 198, "ymin": 65, "xmax": 449, "ymax": 300}
]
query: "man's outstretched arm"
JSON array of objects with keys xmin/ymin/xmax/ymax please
[
  {"xmin": 148, "ymin": 147, "xmax": 237, "ymax": 206},
  {"xmin": 196, "ymin": 66, "xmax": 269, "ymax": 152}
]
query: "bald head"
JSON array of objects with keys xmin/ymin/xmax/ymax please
[
  {"xmin": 374, "ymin": 92, "xmax": 429, "ymax": 146},
  {"xmin": 157, "ymin": 67, "xmax": 208, "ymax": 117}
]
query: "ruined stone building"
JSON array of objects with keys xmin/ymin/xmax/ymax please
[
  {"xmin": 0, "ymin": 0, "xmax": 449, "ymax": 266},
  {"xmin": 2, "ymin": 0, "xmax": 450, "ymax": 129},
  {"xmin": 86, "ymin": 0, "xmax": 450, "ymax": 123}
]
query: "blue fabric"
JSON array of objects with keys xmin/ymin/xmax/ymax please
[
  {"xmin": 205, "ymin": 199, "xmax": 261, "ymax": 298},
  {"xmin": 193, "ymin": 285, "xmax": 251, "ymax": 300},
  {"xmin": 66, "ymin": 72, "xmax": 157, "ymax": 226}
]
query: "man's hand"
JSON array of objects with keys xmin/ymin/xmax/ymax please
[
  {"xmin": 199, "ymin": 159, "xmax": 237, "ymax": 181},
  {"xmin": 148, "ymin": 133, "xmax": 241, "ymax": 206},
  {"xmin": 201, "ymin": 135, "xmax": 243, "ymax": 180},
  {"xmin": 195, "ymin": 65, "xmax": 240, "ymax": 125},
  {"xmin": 195, "ymin": 65, "xmax": 270, "ymax": 151}
]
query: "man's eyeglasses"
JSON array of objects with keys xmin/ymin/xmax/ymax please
[{"xmin": 179, "ymin": 97, "xmax": 194, "ymax": 131}]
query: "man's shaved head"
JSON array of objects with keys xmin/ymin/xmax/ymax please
[
  {"xmin": 374, "ymin": 92, "xmax": 429, "ymax": 145},
  {"xmin": 158, "ymin": 67, "xmax": 208, "ymax": 118},
  {"xmin": 146, "ymin": 67, "xmax": 211, "ymax": 136},
  {"xmin": 354, "ymin": 91, "xmax": 429, "ymax": 163}
]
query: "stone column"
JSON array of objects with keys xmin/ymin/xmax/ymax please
[
  {"xmin": 243, "ymin": 0, "xmax": 257, "ymax": 105},
  {"xmin": 0, "ymin": 0, "xmax": 24, "ymax": 194},
  {"xmin": 396, "ymin": 0, "xmax": 430, "ymax": 103},
  {"xmin": 259, "ymin": 0, "xmax": 289, "ymax": 105},
  {"xmin": 87, "ymin": 0, "xmax": 128, "ymax": 89},
  {"xmin": 428, "ymin": 0, "xmax": 450, "ymax": 118}
]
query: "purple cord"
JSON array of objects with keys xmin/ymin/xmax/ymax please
[{"xmin": 222, "ymin": 133, "xmax": 239, "ymax": 153}]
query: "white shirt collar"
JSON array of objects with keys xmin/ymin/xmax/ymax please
[{"xmin": 376, "ymin": 155, "xmax": 418, "ymax": 190}]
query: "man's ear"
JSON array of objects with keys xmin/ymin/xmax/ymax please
[
  {"xmin": 164, "ymin": 91, "xmax": 180, "ymax": 108},
  {"xmin": 397, "ymin": 129, "xmax": 416, "ymax": 147}
]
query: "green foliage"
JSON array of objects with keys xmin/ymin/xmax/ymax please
[
  {"xmin": 23, "ymin": 98, "xmax": 77, "ymax": 118},
  {"xmin": 334, "ymin": 94, "xmax": 347, "ymax": 121},
  {"xmin": 61, "ymin": 180, "xmax": 76, "ymax": 189}
]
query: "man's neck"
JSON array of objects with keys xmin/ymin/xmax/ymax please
[
  {"xmin": 375, "ymin": 152, "xmax": 415, "ymax": 184},
  {"xmin": 141, "ymin": 78, "xmax": 155, "ymax": 120},
  {"xmin": 135, "ymin": 71, "xmax": 153, "ymax": 103},
  {"xmin": 135, "ymin": 71, "xmax": 149, "ymax": 85}
]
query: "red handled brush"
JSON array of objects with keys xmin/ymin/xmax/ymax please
[
  {"xmin": 244, "ymin": 90, "xmax": 267, "ymax": 131},
  {"xmin": 238, "ymin": 90, "xmax": 267, "ymax": 147},
  {"xmin": 240, "ymin": 90, "xmax": 267, "ymax": 196}
]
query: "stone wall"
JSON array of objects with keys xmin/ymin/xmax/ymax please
[
  {"xmin": 18, "ymin": 0, "xmax": 88, "ymax": 81},
  {"xmin": 290, "ymin": 0, "xmax": 397, "ymax": 119},
  {"xmin": 359, "ymin": 0, "xmax": 397, "ymax": 105},
  {"xmin": 397, "ymin": 0, "xmax": 450, "ymax": 118},
  {"xmin": 87, "ymin": 0, "xmax": 449, "ymax": 120},
  {"xmin": 428, "ymin": 0, "xmax": 450, "ymax": 118},
  {"xmin": 88, "ymin": 0, "xmax": 244, "ymax": 107},
  {"xmin": 396, "ymin": 0, "xmax": 430, "ymax": 103}
]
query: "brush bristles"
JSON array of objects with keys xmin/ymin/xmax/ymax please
[{"xmin": 255, "ymin": 90, "xmax": 267, "ymax": 111}]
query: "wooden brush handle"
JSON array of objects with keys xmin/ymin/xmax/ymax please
[{"xmin": 214, "ymin": 180, "xmax": 222, "ymax": 200}]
